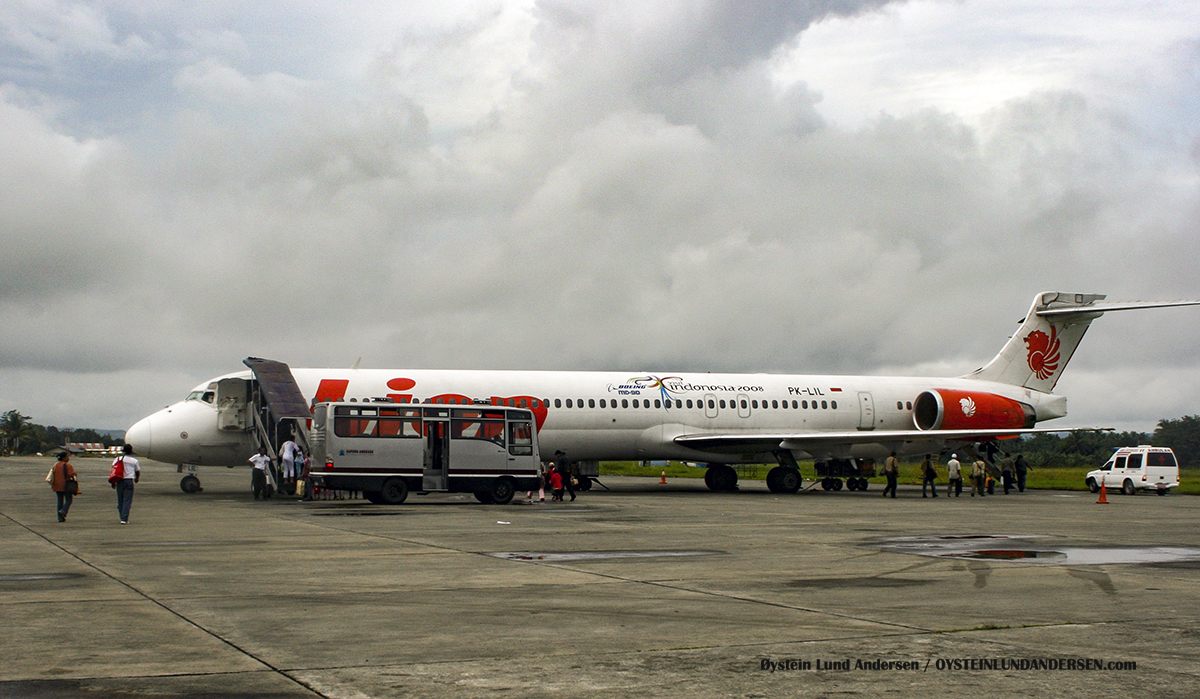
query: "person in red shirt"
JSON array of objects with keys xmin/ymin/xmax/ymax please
[{"xmin": 548, "ymin": 469, "xmax": 564, "ymax": 501}]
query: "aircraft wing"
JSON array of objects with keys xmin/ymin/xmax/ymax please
[{"xmin": 674, "ymin": 426, "xmax": 1109, "ymax": 456}]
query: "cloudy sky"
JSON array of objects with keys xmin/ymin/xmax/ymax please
[{"xmin": 2, "ymin": 0, "xmax": 1198, "ymax": 434}]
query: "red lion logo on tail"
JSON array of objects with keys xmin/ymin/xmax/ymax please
[{"xmin": 1024, "ymin": 327, "xmax": 1061, "ymax": 381}]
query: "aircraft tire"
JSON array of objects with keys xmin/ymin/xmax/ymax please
[
  {"xmin": 1122, "ymin": 480, "xmax": 1137, "ymax": 496},
  {"xmin": 832, "ymin": 478, "xmax": 844, "ymax": 491},
  {"xmin": 578, "ymin": 475, "xmax": 593, "ymax": 490},
  {"xmin": 180, "ymin": 475, "xmax": 202, "ymax": 494},
  {"xmin": 1086, "ymin": 478, "xmax": 1099, "ymax": 494},
  {"xmin": 857, "ymin": 478, "xmax": 869, "ymax": 491},
  {"xmin": 766, "ymin": 467, "xmax": 785, "ymax": 493},
  {"xmin": 780, "ymin": 469, "xmax": 801, "ymax": 493},
  {"xmin": 490, "ymin": 477, "xmax": 516, "ymax": 505},
  {"xmin": 378, "ymin": 477, "xmax": 409, "ymax": 505},
  {"xmin": 707, "ymin": 465, "xmax": 737, "ymax": 492}
]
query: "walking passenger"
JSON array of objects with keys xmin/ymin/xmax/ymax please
[
  {"xmin": 971, "ymin": 459, "xmax": 987, "ymax": 497},
  {"xmin": 882, "ymin": 452, "xmax": 898, "ymax": 498},
  {"xmin": 946, "ymin": 454, "xmax": 963, "ymax": 497},
  {"xmin": 249, "ymin": 447, "xmax": 272, "ymax": 500},
  {"xmin": 1014, "ymin": 454, "xmax": 1031, "ymax": 492},
  {"xmin": 112, "ymin": 444, "xmax": 141, "ymax": 524},
  {"xmin": 921, "ymin": 454, "xmax": 938, "ymax": 498},
  {"xmin": 50, "ymin": 452, "xmax": 78, "ymax": 522}
]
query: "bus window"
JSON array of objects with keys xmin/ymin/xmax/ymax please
[
  {"xmin": 509, "ymin": 421, "xmax": 533, "ymax": 455},
  {"xmin": 452, "ymin": 418, "xmax": 505, "ymax": 446}
]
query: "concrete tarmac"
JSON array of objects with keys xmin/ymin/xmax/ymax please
[{"xmin": 3, "ymin": 456, "xmax": 1199, "ymax": 698}]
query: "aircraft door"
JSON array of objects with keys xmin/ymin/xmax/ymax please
[
  {"xmin": 423, "ymin": 417, "xmax": 449, "ymax": 491},
  {"xmin": 703, "ymin": 394, "xmax": 718, "ymax": 419},
  {"xmin": 857, "ymin": 392, "xmax": 875, "ymax": 431},
  {"xmin": 216, "ymin": 378, "xmax": 250, "ymax": 431}
]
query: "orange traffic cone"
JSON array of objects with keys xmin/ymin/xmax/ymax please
[
  {"xmin": 660, "ymin": 470, "xmax": 668, "ymax": 485},
  {"xmin": 1096, "ymin": 480, "xmax": 1108, "ymax": 504}
]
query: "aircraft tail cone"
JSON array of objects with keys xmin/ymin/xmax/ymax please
[
  {"xmin": 1097, "ymin": 481, "xmax": 1109, "ymax": 504},
  {"xmin": 660, "ymin": 470, "xmax": 667, "ymax": 485}
]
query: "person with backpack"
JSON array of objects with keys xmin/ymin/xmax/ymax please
[{"xmin": 110, "ymin": 444, "xmax": 141, "ymax": 524}]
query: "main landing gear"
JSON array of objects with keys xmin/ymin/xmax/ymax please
[{"xmin": 704, "ymin": 465, "xmax": 739, "ymax": 491}]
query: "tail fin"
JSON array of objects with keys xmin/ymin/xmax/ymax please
[{"xmin": 965, "ymin": 292, "xmax": 1200, "ymax": 391}]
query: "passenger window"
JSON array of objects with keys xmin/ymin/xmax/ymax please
[
  {"xmin": 686, "ymin": 399, "xmax": 693, "ymax": 409},
  {"xmin": 831, "ymin": 401, "xmax": 837, "ymax": 409},
  {"xmin": 554, "ymin": 399, "xmax": 562, "ymax": 408},
  {"xmin": 589, "ymin": 399, "xmax": 595, "ymax": 408},
  {"xmin": 741, "ymin": 400, "xmax": 748, "ymax": 409},
  {"xmin": 1114, "ymin": 456, "xmax": 1127, "ymax": 470},
  {"xmin": 802, "ymin": 401, "xmax": 808, "ymax": 409},
  {"xmin": 707, "ymin": 399, "xmax": 715, "ymax": 409},
  {"xmin": 654, "ymin": 400, "xmax": 661, "ymax": 408},
  {"xmin": 719, "ymin": 399, "xmax": 726, "ymax": 409},
  {"xmin": 599, "ymin": 399, "xmax": 606, "ymax": 408},
  {"xmin": 1126, "ymin": 453, "xmax": 1143, "ymax": 470},
  {"xmin": 897, "ymin": 401, "xmax": 903, "ymax": 410},
  {"xmin": 906, "ymin": 401, "xmax": 912, "ymax": 410},
  {"xmin": 622, "ymin": 399, "xmax": 629, "ymax": 408}
]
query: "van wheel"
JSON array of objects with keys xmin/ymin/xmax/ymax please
[
  {"xmin": 490, "ymin": 477, "xmax": 516, "ymax": 505},
  {"xmin": 1122, "ymin": 480, "xmax": 1136, "ymax": 496},
  {"xmin": 378, "ymin": 478, "xmax": 409, "ymax": 504},
  {"xmin": 1086, "ymin": 478, "xmax": 1099, "ymax": 493}
]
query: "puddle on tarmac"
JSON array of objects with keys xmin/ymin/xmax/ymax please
[
  {"xmin": 489, "ymin": 550, "xmax": 722, "ymax": 562},
  {"xmin": 874, "ymin": 535, "xmax": 1200, "ymax": 566}
]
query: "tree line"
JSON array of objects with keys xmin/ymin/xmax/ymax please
[{"xmin": 1, "ymin": 410, "xmax": 124, "ymax": 456}]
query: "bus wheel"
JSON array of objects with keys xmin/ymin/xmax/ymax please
[
  {"xmin": 180, "ymin": 475, "xmax": 202, "ymax": 494},
  {"xmin": 363, "ymin": 491, "xmax": 384, "ymax": 504},
  {"xmin": 379, "ymin": 478, "xmax": 409, "ymax": 505},
  {"xmin": 490, "ymin": 477, "xmax": 516, "ymax": 505},
  {"xmin": 474, "ymin": 488, "xmax": 495, "ymax": 504}
]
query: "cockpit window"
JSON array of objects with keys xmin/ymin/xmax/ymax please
[{"xmin": 187, "ymin": 391, "xmax": 217, "ymax": 404}]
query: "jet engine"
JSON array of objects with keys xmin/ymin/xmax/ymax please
[{"xmin": 913, "ymin": 389, "xmax": 1035, "ymax": 431}]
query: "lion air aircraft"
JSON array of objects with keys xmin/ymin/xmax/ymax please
[{"xmin": 125, "ymin": 292, "xmax": 1197, "ymax": 494}]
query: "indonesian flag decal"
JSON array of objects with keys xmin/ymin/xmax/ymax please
[{"xmin": 1024, "ymin": 326, "xmax": 1061, "ymax": 381}]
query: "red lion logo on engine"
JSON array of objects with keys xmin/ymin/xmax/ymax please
[{"xmin": 1024, "ymin": 327, "xmax": 1061, "ymax": 381}]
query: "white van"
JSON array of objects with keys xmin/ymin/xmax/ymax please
[{"xmin": 1086, "ymin": 446, "xmax": 1179, "ymax": 496}]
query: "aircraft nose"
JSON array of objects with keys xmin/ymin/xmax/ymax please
[{"xmin": 126, "ymin": 415, "xmax": 153, "ymax": 457}]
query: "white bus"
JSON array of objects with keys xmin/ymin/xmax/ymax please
[{"xmin": 309, "ymin": 401, "xmax": 542, "ymax": 504}]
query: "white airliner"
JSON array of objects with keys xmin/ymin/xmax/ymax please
[{"xmin": 125, "ymin": 292, "xmax": 1197, "ymax": 493}]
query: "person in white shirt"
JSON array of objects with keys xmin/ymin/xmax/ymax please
[
  {"xmin": 947, "ymin": 455, "xmax": 963, "ymax": 497},
  {"xmin": 112, "ymin": 444, "xmax": 141, "ymax": 524},
  {"xmin": 249, "ymin": 447, "xmax": 273, "ymax": 500},
  {"xmin": 280, "ymin": 437, "xmax": 298, "ymax": 488}
]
